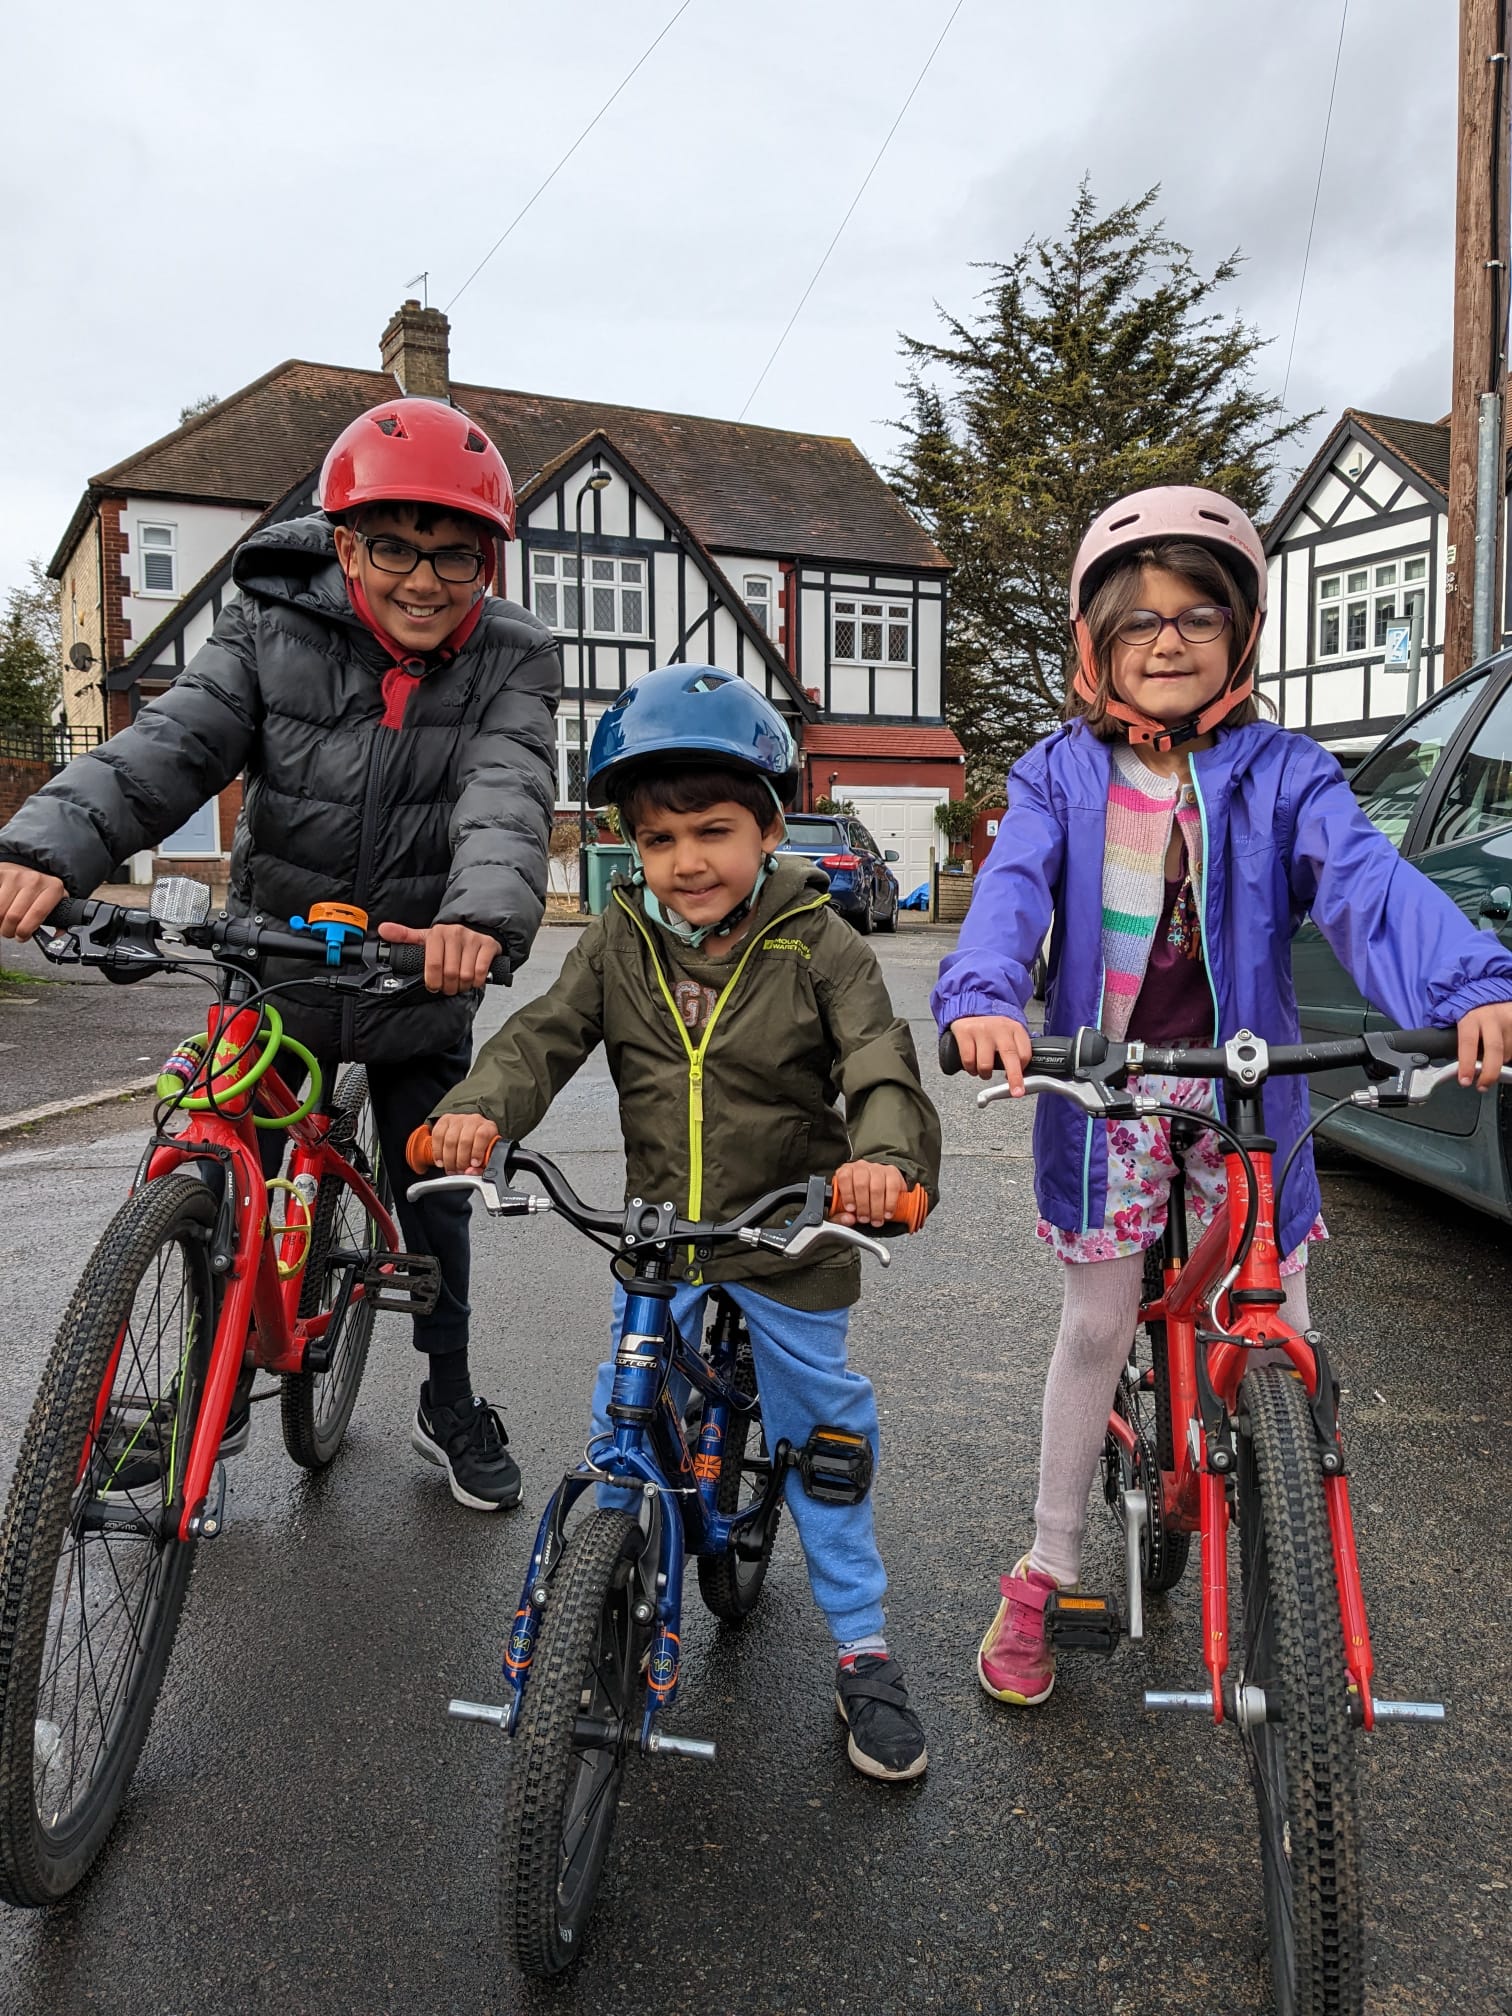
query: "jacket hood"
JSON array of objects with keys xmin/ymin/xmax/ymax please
[{"xmin": 230, "ymin": 511, "xmax": 357, "ymax": 628}]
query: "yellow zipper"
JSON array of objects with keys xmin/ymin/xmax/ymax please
[{"xmin": 614, "ymin": 889, "xmax": 829, "ymax": 1226}]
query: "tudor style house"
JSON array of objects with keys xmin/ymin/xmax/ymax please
[
  {"xmin": 47, "ymin": 301, "xmax": 962, "ymax": 900},
  {"xmin": 1259, "ymin": 407, "xmax": 1511, "ymax": 760}
]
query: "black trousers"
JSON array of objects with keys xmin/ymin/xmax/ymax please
[{"xmin": 259, "ymin": 1041, "xmax": 474, "ymax": 1361}]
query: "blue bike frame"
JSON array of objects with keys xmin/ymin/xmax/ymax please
[{"xmin": 500, "ymin": 1283, "xmax": 767, "ymax": 1747}]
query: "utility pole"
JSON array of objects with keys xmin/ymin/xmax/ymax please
[{"xmin": 1445, "ymin": 0, "xmax": 1510, "ymax": 681}]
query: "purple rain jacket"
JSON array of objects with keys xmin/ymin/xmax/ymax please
[{"xmin": 932, "ymin": 718, "xmax": 1512, "ymax": 1259}]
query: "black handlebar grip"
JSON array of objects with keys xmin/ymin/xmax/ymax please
[
  {"xmin": 44, "ymin": 898, "xmax": 92, "ymax": 929},
  {"xmin": 383, "ymin": 941, "xmax": 511, "ymax": 985},
  {"xmin": 938, "ymin": 1029, "xmax": 963, "ymax": 1075},
  {"xmin": 1391, "ymin": 1026, "xmax": 1459, "ymax": 1060}
]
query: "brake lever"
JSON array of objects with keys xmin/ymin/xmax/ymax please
[
  {"xmin": 748, "ymin": 1220, "xmax": 891, "ymax": 1267},
  {"xmin": 1353, "ymin": 1060, "xmax": 1512, "ymax": 1108},
  {"xmin": 979, "ymin": 1075, "xmax": 1150, "ymax": 1118},
  {"xmin": 405, "ymin": 1172, "xmax": 553, "ymax": 1218}
]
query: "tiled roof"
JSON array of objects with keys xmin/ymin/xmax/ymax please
[
  {"xmin": 803, "ymin": 723, "xmax": 964, "ymax": 758},
  {"xmin": 1349, "ymin": 409, "xmax": 1450, "ymax": 494},
  {"xmin": 85, "ymin": 361, "xmax": 948, "ymax": 573}
]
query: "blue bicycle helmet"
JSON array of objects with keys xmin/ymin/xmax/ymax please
[{"xmin": 587, "ymin": 665, "xmax": 800, "ymax": 807}]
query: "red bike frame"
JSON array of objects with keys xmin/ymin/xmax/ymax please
[
  {"xmin": 113, "ymin": 1002, "xmax": 399, "ymax": 1543},
  {"xmin": 1116, "ymin": 1135, "xmax": 1376, "ymax": 1728}
]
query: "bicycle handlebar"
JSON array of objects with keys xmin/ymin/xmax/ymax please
[
  {"xmin": 40, "ymin": 896, "xmax": 511, "ymax": 989},
  {"xmin": 938, "ymin": 1023, "xmax": 1460, "ymax": 1084},
  {"xmin": 403, "ymin": 1124, "xmax": 931, "ymax": 1235}
]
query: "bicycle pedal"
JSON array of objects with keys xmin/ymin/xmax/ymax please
[
  {"xmin": 1045, "ymin": 1590, "xmax": 1121, "ymax": 1655},
  {"xmin": 342, "ymin": 1248, "xmax": 442, "ymax": 1315}
]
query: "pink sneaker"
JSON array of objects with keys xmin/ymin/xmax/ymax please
[{"xmin": 977, "ymin": 1556, "xmax": 1058, "ymax": 1706}]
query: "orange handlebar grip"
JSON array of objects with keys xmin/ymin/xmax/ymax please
[
  {"xmin": 405, "ymin": 1122, "xmax": 502, "ymax": 1175},
  {"xmin": 826, "ymin": 1181, "xmax": 930, "ymax": 1233}
]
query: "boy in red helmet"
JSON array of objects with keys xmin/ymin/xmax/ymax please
[{"xmin": 0, "ymin": 398, "xmax": 561, "ymax": 1510}]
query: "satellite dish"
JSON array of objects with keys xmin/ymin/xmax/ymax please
[{"xmin": 68, "ymin": 641, "xmax": 94, "ymax": 671}]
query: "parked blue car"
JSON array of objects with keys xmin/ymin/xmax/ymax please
[
  {"xmin": 1291, "ymin": 649, "xmax": 1512, "ymax": 1221},
  {"xmin": 778, "ymin": 815, "xmax": 900, "ymax": 933}
]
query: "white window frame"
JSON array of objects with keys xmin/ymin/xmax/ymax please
[
  {"xmin": 830, "ymin": 596, "xmax": 912, "ymax": 668},
  {"xmin": 530, "ymin": 550, "xmax": 647, "ymax": 639},
  {"xmin": 555, "ymin": 708, "xmax": 605, "ymax": 809},
  {"xmin": 742, "ymin": 574, "xmax": 773, "ymax": 634},
  {"xmin": 138, "ymin": 522, "xmax": 178, "ymax": 598},
  {"xmin": 1316, "ymin": 553, "xmax": 1427, "ymax": 660}
]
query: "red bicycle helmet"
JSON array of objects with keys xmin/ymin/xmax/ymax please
[
  {"xmin": 318, "ymin": 398, "xmax": 516, "ymax": 538},
  {"xmin": 1068, "ymin": 486, "xmax": 1268, "ymax": 749}
]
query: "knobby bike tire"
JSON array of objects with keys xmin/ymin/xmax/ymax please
[
  {"xmin": 1237, "ymin": 1365, "xmax": 1363, "ymax": 2016},
  {"xmin": 280, "ymin": 1067, "xmax": 390, "ymax": 1470},
  {"xmin": 498, "ymin": 1510, "xmax": 646, "ymax": 1977},
  {"xmin": 0, "ymin": 1174, "xmax": 216, "ymax": 1905},
  {"xmin": 697, "ymin": 1323, "xmax": 779, "ymax": 1623}
]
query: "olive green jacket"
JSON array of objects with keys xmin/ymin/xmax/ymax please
[{"xmin": 433, "ymin": 858, "xmax": 941, "ymax": 1308}]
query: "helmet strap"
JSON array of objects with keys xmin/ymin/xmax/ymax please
[{"xmin": 1070, "ymin": 610, "xmax": 1262, "ymax": 751}]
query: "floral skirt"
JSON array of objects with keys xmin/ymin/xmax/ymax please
[{"xmin": 1037, "ymin": 1073, "xmax": 1326, "ymax": 1275}]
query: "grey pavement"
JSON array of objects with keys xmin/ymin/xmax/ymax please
[{"xmin": 0, "ymin": 932, "xmax": 1507, "ymax": 2014}]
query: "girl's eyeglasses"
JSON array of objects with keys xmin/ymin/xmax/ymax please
[
  {"xmin": 1115, "ymin": 605, "xmax": 1232, "ymax": 648},
  {"xmin": 357, "ymin": 533, "xmax": 485, "ymax": 584}
]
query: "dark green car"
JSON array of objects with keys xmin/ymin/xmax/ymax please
[{"xmin": 1292, "ymin": 653, "xmax": 1512, "ymax": 1219}]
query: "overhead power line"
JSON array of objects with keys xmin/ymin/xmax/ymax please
[
  {"xmin": 1281, "ymin": 0, "xmax": 1349, "ymax": 410},
  {"xmin": 446, "ymin": 0, "xmax": 697, "ymax": 312},
  {"xmin": 736, "ymin": 0, "xmax": 968, "ymax": 423}
]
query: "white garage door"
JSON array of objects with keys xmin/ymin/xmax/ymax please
[{"xmin": 846, "ymin": 791, "xmax": 948, "ymax": 902}]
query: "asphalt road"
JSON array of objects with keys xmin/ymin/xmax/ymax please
[{"xmin": 0, "ymin": 928, "xmax": 1507, "ymax": 2015}]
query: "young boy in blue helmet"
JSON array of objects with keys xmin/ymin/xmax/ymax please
[{"xmin": 428, "ymin": 665, "xmax": 942, "ymax": 1781}]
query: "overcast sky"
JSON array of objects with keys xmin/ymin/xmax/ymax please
[{"xmin": 1, "ymin": 0, "xmax": 1456, "ymax": 600}]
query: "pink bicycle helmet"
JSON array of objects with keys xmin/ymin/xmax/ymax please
[{"xmin": 1068, "ymin": 486, "xmax": 1268, "ymax": 749}]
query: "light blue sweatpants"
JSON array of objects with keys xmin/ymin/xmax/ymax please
[{"xmin": 590, "ymin": 1280, "xmax": 888, "ymax": 1643}]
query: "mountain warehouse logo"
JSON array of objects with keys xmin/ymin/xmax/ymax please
[{"xmin": 762, "ymin": 936, "xmax": 811, "ymax": 957}]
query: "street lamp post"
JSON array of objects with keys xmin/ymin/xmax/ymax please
[{"xmin": 574, "ymin": 469, "xmax": 613, "ymax": 911}]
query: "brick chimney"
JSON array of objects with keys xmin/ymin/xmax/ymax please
[{"xmin": 380, "ymin": 300, "xmax": 451, "ymax": 400}]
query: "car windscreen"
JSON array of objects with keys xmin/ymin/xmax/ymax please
[
  {"xmin": 1349, "ymin": 670, "xmax": 1488, "ymax": 845},
  {"xmin": 782, "ymin": 819, "xmax": 844, "ymax": 850}
]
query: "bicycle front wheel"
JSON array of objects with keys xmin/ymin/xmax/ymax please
[
  {"xmin": 280, "ymin": 1066, "xmax": 390, "ymax": 1470},
  {"xmin": 1236, "ymin": 1365, "xmax": 1363, "ymax": 2016},
  {"xmin": 498, "ymin": 1510, "xmax": 647, "ymax": 1976},
  {"xmin": 0, "ymin": 1173, "xmax": 215, "ymax": 1905}
]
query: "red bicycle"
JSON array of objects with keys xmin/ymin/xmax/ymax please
[
  {"xmin": 0, "ymin": 880, "xmax": 495, "ymax": 1905},
  {"xmin": 944, "ymin": 1022, "xmax": 1469, "ymax": 2016}
]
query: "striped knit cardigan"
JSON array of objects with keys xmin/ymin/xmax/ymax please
[{"xmin": 1100, "ymin": 742, "xmax": 1205, "ymax": 1041}]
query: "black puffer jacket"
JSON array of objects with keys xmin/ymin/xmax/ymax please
[{"xmin": 0, "ymin": 514, "xmax": 561, "ymax": 1061}]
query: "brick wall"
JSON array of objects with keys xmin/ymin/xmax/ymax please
[
  {"xmin": 99, "ymin": 498, "xmax": 131, "ymax": 664},
  {"xmin": 0, "ymin": 758, "xmax": 50, "ymax": 829}
]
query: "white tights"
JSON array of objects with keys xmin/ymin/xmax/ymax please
[{"xmin": 1028, "ymin": 1254, "xmax": 1312, "ymax": 1588}]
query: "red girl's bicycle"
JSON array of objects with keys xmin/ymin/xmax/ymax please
[
  {"xmin": 0, "ymin": 882, "xmax": 488, "ymax": 1906},
  {"xmin": 945, "ymin": 1022, "xmax": 1473, "ymax": 2016}
]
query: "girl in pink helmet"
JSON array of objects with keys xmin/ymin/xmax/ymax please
[{"xmin": 932, "ymin": 484, "xmax": 1512, "ymax": 1707}]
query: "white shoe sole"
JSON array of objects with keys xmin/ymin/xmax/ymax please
[
  {"xmin": 833, "ymin": 1695, "xmax": 929, "ymax": 1782},
  {"xmin": 410, "ymin": 1419, "xmax": 519, "ymax": 1512}
]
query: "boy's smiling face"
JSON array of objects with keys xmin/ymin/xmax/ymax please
[
  {"xmin": 631, "ymin": 798, "xmax": 786, "ymax": 940},
  {"xmin": 332, "ymin": 505, "xmax": 485, "ymax": 653}
]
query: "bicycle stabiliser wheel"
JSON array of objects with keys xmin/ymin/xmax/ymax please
[
  {"xmin": 280, "ymin": 1066, "xmax": 391, "ymax": 1469},
  {"xmin": 1237, "ymin": 1364, "xmax": 1363, "ymax": 2016},
  {"xmin": 0, "ymin": 1173, "xmax": 216, "ymax": 1905},
  {"xmin": 497, "ymin": 1509, "xmax": 649, "ymax": 1975}
]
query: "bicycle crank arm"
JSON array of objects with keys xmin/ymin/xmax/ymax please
[
  {"xmin": 644, "ymin": 1729, "xmax": 717, "ymax": 1761},
  {"xmin": 1122, "ymin": 1486, "xmax": 1147, "ymax": 1643}
]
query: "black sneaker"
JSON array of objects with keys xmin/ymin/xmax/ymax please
[
  {"xmin": 412, "ymin": 1385, "xmax": 522, "ymax": 1511},
  {"xmin": 834, "ymin": 1654, "xmax": 928, "ymax": 1782}
]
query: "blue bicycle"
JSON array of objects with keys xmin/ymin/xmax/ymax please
[{"xmin": 405, "ymin": 1129, "xmax": 924, "ymax": 1975}]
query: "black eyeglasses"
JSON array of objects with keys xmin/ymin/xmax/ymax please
[
  {"xmin": 357, "ymin": 532, "xmax": 485, "ymax": 584},
  {"xmin": 1115, "ymin": 605, "xmax": 1232, "ymax": 648}
]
